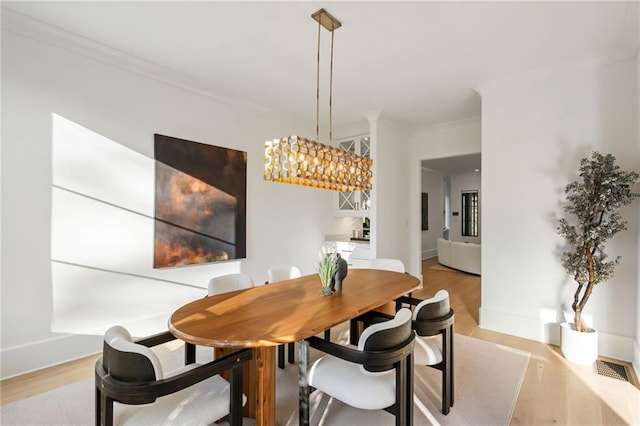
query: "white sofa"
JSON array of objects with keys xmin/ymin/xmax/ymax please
[{"xmin": 437, "ymin": 238, "xmax": 481, "ymax": 275}]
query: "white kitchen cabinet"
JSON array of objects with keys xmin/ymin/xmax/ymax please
[
  {"xmin": 335, "ymin": 134, "xmax": 371, "ymax": 217},
  {"xmin": 324, "ymin": 241, "xmax": 370, "ymax": 267}
]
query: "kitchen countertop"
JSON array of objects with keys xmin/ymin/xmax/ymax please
[{"xmin": 324, "ymin": 234, "xmax": 370, "ymax": 244}]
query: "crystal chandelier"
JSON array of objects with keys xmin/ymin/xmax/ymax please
[{"xmin": 264, "ymin": 9, "xmax": 373, "ymax": 192}]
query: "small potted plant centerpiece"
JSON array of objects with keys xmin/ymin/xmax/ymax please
[
  {"xmin": 557, "ymin": 151, "xmax": 639, "ymax": 365},
  {"xmin": 317, "ymin": 247, "xmax": 348, "ymax": 295}
]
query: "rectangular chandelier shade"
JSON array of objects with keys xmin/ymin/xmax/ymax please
[{"xmin": 264, "ymin": 135, "xmax": 373, "ymax": 191}]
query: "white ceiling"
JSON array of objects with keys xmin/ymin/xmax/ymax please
[
  {"xmin": 422, "ymin": 153, "xmax": 481, "ymax": 176},
  {"xmin": 3, "ymin": 1, "xmax": 638, "ymax": 133}
]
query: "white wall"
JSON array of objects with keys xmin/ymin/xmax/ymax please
[
  {"xmin": 370, "ymin": 113, "xmax": 412, "ymax": 267},
  {"xmin": 635, "ymin": 4, "xmax": 640, "ymax": 375},
  {"xmin": 420, "ymin": 169, "xmax": 444, "ymax": 259},
  {"xmin": 408, "ymin": 118, "xmax": 482, "ymax": 281},
  {"xmin": 448, "ymin": 172, "xmax": 481, "ymax": 243},
  {"xmin": 479, "ymin": 57, "xmax": 639, "ymax": 362},
  {"xmin": 1, "ymin": 16, "xmax": 343, "ymax": 378}
]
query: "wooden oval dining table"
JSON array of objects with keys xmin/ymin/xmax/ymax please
[{"xmin": 169, "ymin": 268, "xmax": 420, "ymax": 426}]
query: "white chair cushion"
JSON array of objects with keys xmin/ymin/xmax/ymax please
[
  {"xmin": 349, "ymin": 246, "xmax": 371, "ymax": 269},
  {"xmin": 309, "ymin": 353, "xmax": 396, "ymax": 410},
  {"xmin": 208, "ymin": 273, "xmax": 254, "ymax": 296},
  {"xmin": 113, "ymin": 374, "xmax": 244, "ymax": 426},
  {"xmin": 412, "ymin": 291, "xmax": 447, "ymax": 366},
  {"xmin": 308, "ymin": 308, "xmax": 412, "ymax": 410},
  {"xmin": 414, "ymin": 335, "xmax": 443, "ymax": 366},
  {"xmin": 267, "ymin": 265, "xmax": 301, "ymax": 283}
]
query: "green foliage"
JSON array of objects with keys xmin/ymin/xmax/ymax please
[
  {"xmin": 318, "ymin": 249, "xmax": 338, "ymax": 289},
  {"xmin": 557, "ymin": 151, "xmax": 639, "ymax": 330}
]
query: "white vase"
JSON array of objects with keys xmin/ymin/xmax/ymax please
[{"xmin": 560, "ymin": 322, "xmax": 598, "ymax": 365}]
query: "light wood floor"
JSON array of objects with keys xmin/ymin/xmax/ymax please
[
  {"xmin": 2, "ymin": 258, "xmax": 639, "ymax": 425},
  {"xmin": 413, "ymin": 257, "xmax": 639, "ymax": 426}
]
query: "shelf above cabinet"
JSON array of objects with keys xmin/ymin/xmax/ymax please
[{"xmin": 336, "ymin": 134, "xmax": 371, "ymax": 217}]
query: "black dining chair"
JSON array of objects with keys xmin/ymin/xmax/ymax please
[
  {"xmin": 353, "ymin": 290, "xmax": 455, "ymax": 415},
  {"xmin": 404, "ymin": 290, "xmax": 455, "ymax": 415},
  {"xmin": 300, "ymin": 308, "xmax": 416, "ymax": 426},
  {"xmin": 95, "ymin": 325, "xmax": 252, "ymax": 426}
]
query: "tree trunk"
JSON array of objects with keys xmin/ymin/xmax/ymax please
[
  {"xmin": 574, "ymin": 308, "xmax": 588, "ymax": 332},
  {"xmin": 575, "ymin": 281, "xmax": 594, "ymax": 332},
  {"xmin": 573, "ymin": 243, "xmax": 596, "ymax": 332}
]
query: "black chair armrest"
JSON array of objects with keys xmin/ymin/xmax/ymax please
[
  {"xmin": 395, "ymin": 295, "xmax": 423, "ymax": 306},
  {"xmin": 358, "ymin": 310, "xmax": 394, "ymax": 323},
  {"xmin": 354, "ymin": 308, "xmax": 455, "ymax": 338},
  {"xmin": 306, "ymin": 334, "xmax": 415, "ymax": 371},
  {"xmin": 134, "ymin": 331, "xmax": 177, "ymax": 348},
  {"xmin": 96, "ymin": 348, "xmax": 252, "ymax": 404},
  {"xmin": 394, "ymin": 295, "xmax": 424, "ymax": 311}
]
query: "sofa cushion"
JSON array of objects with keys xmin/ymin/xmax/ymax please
[
  {"xmin": 437, "ymin": 238, "xmax": 452, "ymax": 267},
  {"xmin": 437, "ymin": 238, "xmax": 480, "ymax": 275}
]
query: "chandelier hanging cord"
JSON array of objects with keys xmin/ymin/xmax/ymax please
[
  {"xmin": 316, "ymin": 19, "xmax": 321, "ymax": 143},
  {"xmin": 329, "ymin": 28, "xmax": 334, "ymax": 145},
  {"xmin": 313, "ymin": 8, "xmax": 340, "ymax": 145}
]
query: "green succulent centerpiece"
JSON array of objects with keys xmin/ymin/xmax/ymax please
[{"xmin": 318, "ymin": 248, "xmax": 339, "ymax": 295}]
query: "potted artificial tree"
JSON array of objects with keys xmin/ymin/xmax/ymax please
[{"xmin": 557, "ymin": 151, "xmax": 639, "ymax": 365}]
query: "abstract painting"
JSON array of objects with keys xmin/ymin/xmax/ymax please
[{"xmin": 154, "ymin": 134, "xmax": 246, "ymax": 268}]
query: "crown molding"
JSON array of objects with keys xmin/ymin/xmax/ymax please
[
  {"xmin": 1, "ymin": 8, "xmax": 284, "ymax": 118},
  {"xmin": 475, "ymin": 48, "xmax": 636, "ymax": 98}
]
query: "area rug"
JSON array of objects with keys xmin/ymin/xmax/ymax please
[
  {"xmin": 1, "ymin": 333, "xmax": 529, "ymax": 426},
  {"xmin": 275, "ymin": 331, "xmax": 530, "ymax": 426}
]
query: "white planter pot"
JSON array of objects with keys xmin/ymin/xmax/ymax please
[{"xmin": 560, "ymin": 322, "xmax": 598, "ymax": 365}]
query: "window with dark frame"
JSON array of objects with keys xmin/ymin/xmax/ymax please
[{"xmin": 461, "ymin": 191, "xmax": 478, "ymax": 237}]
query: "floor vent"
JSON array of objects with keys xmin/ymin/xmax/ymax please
[{"xmin": 594, "ymin": 360, "xmax": 630, "ymax": 383}]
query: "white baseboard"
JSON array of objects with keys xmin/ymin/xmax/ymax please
[
  {"xmin": 633, "ymin": 340, "xmax": 640, "ymax": 381},
  {"xmin": 480, "ymin": 307, "xmax": 543, "ymax": 342},
  {"xmin": 1, "ymin": 333, "xmax": 102, "ymax": 380},
  {"xmin": 1, "ymin": 313, "xmax": 171, "ymax": 379},
  {"xmin": 479, "ymin": 307, "xmax": 635, "ymax": 363},
  {"xmin": 422, "ymin": 248, "xmax": 437, "ymax": 259}
]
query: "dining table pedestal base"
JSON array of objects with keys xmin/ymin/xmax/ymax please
[{"xmin": 216, "ymin": 346, "xmax": 276, "ymax": 426}]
